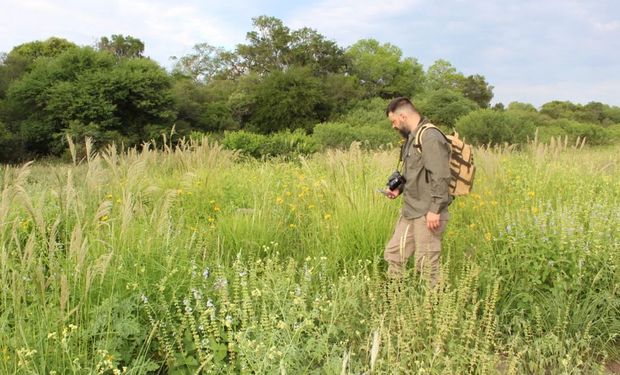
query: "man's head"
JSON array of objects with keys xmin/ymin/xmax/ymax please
[{"xmin": 386, "ymin": 97, "xmax": 421, "ymax": 138}]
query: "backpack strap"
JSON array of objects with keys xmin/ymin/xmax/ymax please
[{"xmin": 413, "ymin": 123, "xmax": 449, "ymax": 152}]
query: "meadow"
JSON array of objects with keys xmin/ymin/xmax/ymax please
[{"xmin": 0, "ymin": 137, "xmax": 618, "ymax": 374}]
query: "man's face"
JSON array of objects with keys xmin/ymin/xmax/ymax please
[{"xmin": 388, "ymin": 112, "xmax": 409, "ymax": 138}]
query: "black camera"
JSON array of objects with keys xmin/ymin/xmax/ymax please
[{"xmin": 386, "ymin": 170, "xmax": 406, "ymax": 191}]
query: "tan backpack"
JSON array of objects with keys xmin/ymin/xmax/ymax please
[{"xmin": 414, "ymin": 124, "xmax": 476, "ymax": 196}]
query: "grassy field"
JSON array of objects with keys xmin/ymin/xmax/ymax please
[{"xmin": 0, "ymin": 137, "xmax": 618, "ymax": 374}]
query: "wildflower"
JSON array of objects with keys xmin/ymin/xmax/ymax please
[
  {"xmin": 214, "ymin": 277, "xmax": 228, "ymax": 289},
  {"xmin": 528, "ymin": 191, "xmax": 536, "ymax": 198},
  {"xmin": 485, "ymin": 232, "xmax": 492, "ymax": 241},
  {"xmin": 140, "ymin": 294, "xmax": 149, "ymax": 304},
  {"xmin": 203, "ymin": 268, "xmax": 210, "ymax": 279},
  {"xmin": 192, "ymin": 288, "xmax": 202, "ymax": 300},
  {"xmin": 323, "ymin": 213, "xmax": 332, "ymax": 220},
  {"xmin": 276, "ymin": 196, "xmax": 284, "ymax": 204},
  {"xmin": 206, "ymin": 298, "xmax": 215, "ymax": 308},
  {"xmin": 100, "ymin": 215, "xmax": 109, "ymax": 222},
  {"xmin": 251, "ymin": 289, "xmax": 262, "ymax": 297},
  {"xmin": 213, "ymin": 205, "xmax": 221, "ymax": 212},
  {"xmin": 289, "ymin": 224, "xmax": 296, "ymax": 229}
]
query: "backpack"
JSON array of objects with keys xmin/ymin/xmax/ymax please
[{"xmin": 414, "ymin": 124, "xmax": 475, "ymax": 196}]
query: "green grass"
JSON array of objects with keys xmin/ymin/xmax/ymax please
[{"xmin": 0, "ymin": 137, "xmax": 618, "ymax": 374}]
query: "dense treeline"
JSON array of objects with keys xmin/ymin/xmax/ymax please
[{"xmin": 1, "ymin": 16, "xmax": 619, "ymax": 162}]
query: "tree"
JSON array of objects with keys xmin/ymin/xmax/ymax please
[
  {"xmin": 0, "ymin": 37, "xmax": 77, "ymax": 98},
  {"xmin": 5, "ymin": 47, "xmax": 175, "ymax": 156},
  {"xmin": 172, "ymin": 43, "xmax": 242, "ymax": 82},
  {"xmin": 245, "ymin": 67, "xmax": 323, "ymax": 133},
  {"xmin": 426, "ymin": 60, "xmax": 493, "ymax": 107},
  {"xmin": 540, "ymin": 101, "xmax": 578, "ymax": 119},
  {"xmin": 171, "ymin": 78, "xmax": 238, "ymax": 132},
  {"xmin": 507, "ymin": 102, "xmax": 537, "ymax": 112},
  {"xmin": 426, "ymin": 59, "xmax": 463, "ymax": 91},
  {"xmin": 96, "ymin": 34, "xmax": 145, "ymax": 59},
  {"xmin": 236, "ymin": 16, "xmax": 293, "ymax": 75},
  {"xmin": 345, "ymin": 39, "xmax": 425, "ymax": 98},
  {"xmin": 460, "ymin": 74, "xmax": 494, "ymax": 108},
  {"xmin": 415, "ymin": 89, "xmax": 478, "ymax": 129}
]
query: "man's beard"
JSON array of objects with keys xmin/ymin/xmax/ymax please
[{"xmin": 398, "ymin": 126, "xmax": 410, "ymax": 138}]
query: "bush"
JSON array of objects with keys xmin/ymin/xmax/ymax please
[
  {"xmin": 221, "ymin": 129, "xmax": 317, "ymax": 159},
  {"xmin": 335, "ymin": 97, "xmax": 389, "ymax": 127},
  {"xmin": 544, "ymin": 119, "xmax": 610, "ymax": 145},
  {"xmin": 456, "ymin": 109, "xmax": 536, "ymax": 145},
  {"xmin": 312, "ymin": 121, "xmax": 397, "ymax": 150}
]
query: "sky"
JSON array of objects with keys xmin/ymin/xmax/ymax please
[{"xmin": 1, "ymin": 0, "xmax": 619, "ymax": 107}]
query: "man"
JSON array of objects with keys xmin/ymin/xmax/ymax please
[{"xmin": 383, "ymin": 97, "xmax": 452, "ymax": 288}]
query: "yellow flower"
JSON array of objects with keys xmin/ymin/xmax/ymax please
[
  {"xmin": 528, "ymin": 191, "xmax": 536, "ymax": 198},
  {"xmin": 323, "ymin": 213, "xmax": 332, "ymax": 220},
  {"xmin": 469, "ymin": 223, "xmax": 476, "ymax": 229},
  {"xmin": 485, "ymin": 232, "xmax": 492, "ymax": 241},
  {"xmin": 531, "ymin": 206, "xmax": 539, "ymax": 214},
  {"xmin": 276, "ymin": 196, "xmax": 284, "ymax": 204},
  {"xmin": 208, "ymin": 217, "xmax": 215, "ymax": 223},
  {"xmin": 213, "ymin": 205, "xmax": 221, "ymax": 212},
  {"xmin": 100, "ymin": 215, "xmax": 109, "ymax": 222},
  {"xmin": 289, "ymin": 224, "xmax": 296, "ymax": 229}
]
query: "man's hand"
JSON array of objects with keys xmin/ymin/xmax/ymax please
[
  {"xmin": 386, "ymin": 189, "xmax": 401, "ymax": 199},
  {"xmin": 426, "ymin": 211, "xmax": 441, "ymax": 230}
]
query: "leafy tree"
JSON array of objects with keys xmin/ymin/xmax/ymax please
[
  {"xmin": 5, "ymin": 47, "xmax": 175, "ymax": 155},
  {"xmin": 172, "ymin": 43, "xmax": 243, "ymax": 82},
  {"xmin": 415, "ymin": 89, "xmax": 478, "ymax": 129},
  {"xmin": 244, "ymin": 67, "xmax": 323, "ymax": 133},
  {"xmin": 171, "ymin": 78, "xmax": 237, "ymax": 132},
  {"xmin": 456, "ymin": 109, "xmax": 536, "ymax": 145},
  {"xmin": 540, "ymin": 101, "xmax": 579, "ymax": 119},
  {"xmin": 237, "ymin": 16, "xmax": 293, "ymax": 74},
  {"xmin": 426, "ymin": 59, "xmax": 463, "ymax": 91},
  {"xmin": 426, "ymin": 60, "xmax": 493, "ymax": 107},
  {"xmin": 345, "ymin": 39, "xmax": 424, "ymax": 98},
  {"xmin": 0, "ymin": 37, "xmax": 77, "ymax": 98},
  {"xmin": 460, "ymin": 74, "xmax": 494, "ymax": 108},
  {"xmin": 97, "ymin": 34, "xmax": 145, "ymax": 59},
  {"xmin": 507, "ymin": 101, "xmax": 537, "ymax": 112}
]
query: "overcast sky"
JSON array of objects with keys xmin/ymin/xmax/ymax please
[{"xmin": 2, "ymin": 0, "xmax": 619, "ymax": 107}]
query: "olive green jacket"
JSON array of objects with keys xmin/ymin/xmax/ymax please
[{"xmin": 399, "ymin": 118, "xmax": 453, "ymax": 219}]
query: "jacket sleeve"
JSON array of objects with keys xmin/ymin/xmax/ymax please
[{"xmin": 420, "ymin": 129, "xmax": 452, "ymax": 213}]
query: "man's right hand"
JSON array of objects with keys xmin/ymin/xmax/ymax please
[{"xmin": 386, "ymin": 189, "xmax": 401, "ymax": 199}]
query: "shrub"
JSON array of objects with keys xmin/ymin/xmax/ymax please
[
  {"xmin": 456, "ymin": 109, "xmax": 536, "ymax": 145},
  {"xmin": 544, "ymin": 118, "xmax": 610, "ymax": 145},
  {"xmin": 312, "ymin": 121, "xmax": 397, "ymax": 150},
  {"xmin": 221, "ymin": 129, "xmax": 317, "ymax": 158}
]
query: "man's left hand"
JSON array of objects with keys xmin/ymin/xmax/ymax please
[{"xmin": 426, "ymin": 212, "xmax": 441, "ymax": 231}]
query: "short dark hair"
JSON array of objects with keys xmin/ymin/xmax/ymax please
[{"xmin": 386, "ymin": 97, "xmax": 419, "ymax": 116}]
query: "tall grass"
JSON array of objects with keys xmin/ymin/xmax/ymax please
[{"xmin": 0, "ymin": 136, "xmax": 618, "ymax": 374}]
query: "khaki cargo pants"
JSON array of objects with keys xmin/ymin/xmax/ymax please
[{"xmin": 384, "ymin": 215, "xmax": 448, "ymax": 288}]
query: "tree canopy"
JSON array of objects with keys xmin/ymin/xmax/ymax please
[{"xmin": 0, "ymin": 16, "xmax": 617, "ymax": 162}]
